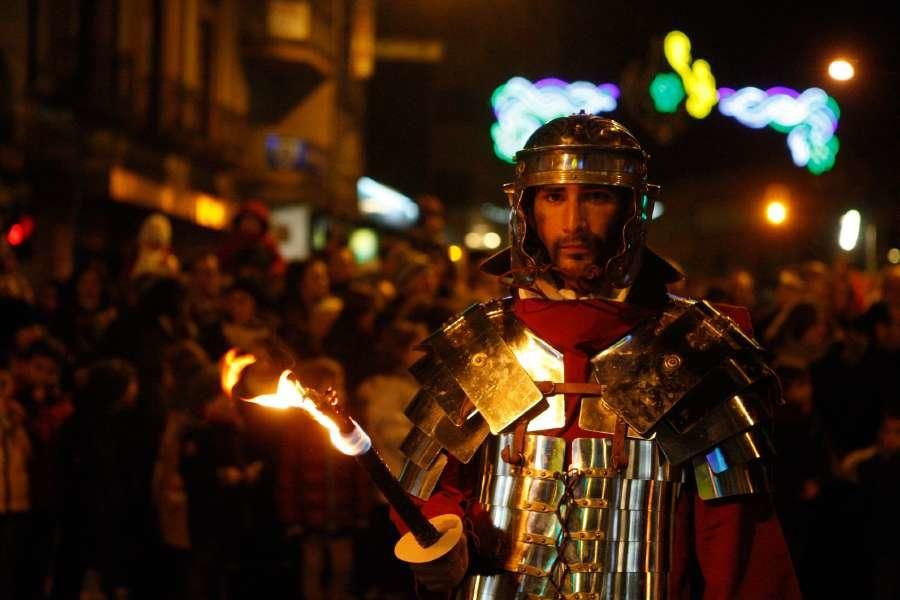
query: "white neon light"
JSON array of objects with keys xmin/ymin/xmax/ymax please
[
  {"xmin": 490, "ymin": 77, "xmax": 620, "ymax": 163},
  {"xmin": 718, "ymin": 86, "xmax": 839, "ymax": 173},
  {"xmin": 357, "ymin": 177, "xmax": 419, "ymax": 228},
  {"xmin": 838, "ymin": 210, "xmax": 861, "ymax": 251}
]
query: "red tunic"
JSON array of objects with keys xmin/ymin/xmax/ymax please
[{"xmin": 394, "ymin": 298, "xmax": 801, "ymax": 600}]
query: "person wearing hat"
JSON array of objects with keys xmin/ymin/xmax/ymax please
[{"xmin": 390, "ymin": 115, "xmax": 800, "ymax": 599}]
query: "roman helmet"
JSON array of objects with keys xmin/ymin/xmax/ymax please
[{"xmin": 493, "ymin": 113, "xmax": 662, "ymax": 298}]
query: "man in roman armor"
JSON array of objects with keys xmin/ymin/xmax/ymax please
[{"xmin": 392, "ymin": 113, "xmax": 800, "ymax": 599}]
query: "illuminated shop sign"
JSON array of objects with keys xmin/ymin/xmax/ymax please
[
  {"xmin": 357, "ymin": 177, "xmax": 419, "ymax": 229},
  {"xmin": 109, "ymin": 166, "xmax": 234, "ymax": 230}
]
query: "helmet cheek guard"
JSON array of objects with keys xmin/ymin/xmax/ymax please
[{"xmin": 503, "ymin": 114, "xmax": 659, "ymax": 298}]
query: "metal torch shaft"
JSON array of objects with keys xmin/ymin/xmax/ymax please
[{"xmin": 354, "ymin": 446, "xmax": 442, "ymax": 548}]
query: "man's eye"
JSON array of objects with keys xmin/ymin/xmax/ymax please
[{"xmin": 543, "ymin": 192, "xmax": 564, "ymax": 202}]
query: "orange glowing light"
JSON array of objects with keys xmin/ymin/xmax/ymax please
[
  {"xmin": 220, "ymin": 348, "xmax": 257, "ymax": 396},
  {"xmin": 828, "ymin": 59, "xmax": 854, "ymax": 82},
  {"xmin": 765, "ymin": 201, "xmax": 788, "ymax": 225},
  {"xmin": 246, "ymin": 371, "xmax": 371, "ymax": 456}
]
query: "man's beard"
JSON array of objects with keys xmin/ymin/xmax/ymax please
[{"xmin": 549, "ymin": 233, "xmax": 617, "ymax": 289}]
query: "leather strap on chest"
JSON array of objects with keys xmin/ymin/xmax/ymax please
[
  {"xmin": 501, "ymin": 419, "xmax": 530, "ymax": 466},
  {"xmin": 504, "ymin": 381, "xmax": 629, "ymax": 472}
]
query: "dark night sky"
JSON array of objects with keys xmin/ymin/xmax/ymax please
[{"xmin": 367, "ymin": 2, "xmax": 900, "ymax": 275}]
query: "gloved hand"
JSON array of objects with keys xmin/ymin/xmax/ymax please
[{"xmin": 410, "ymin": 531, "xmax": 468, "ymax": 593}]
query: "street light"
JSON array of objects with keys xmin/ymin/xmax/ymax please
[
  {"xmin": 828, "ymin": 59, "xmax": 855, "ymax": 82},
  {"xmin": 838, "ymin": 209, "xmax": 861, "ymax": 251},
  {"xmin": 766, "ymin": 201, "xmax": 788, "ymax": 225},
  {"xmin": 763, "ymin": 184, "xmax": 790, "ymax": 226}
]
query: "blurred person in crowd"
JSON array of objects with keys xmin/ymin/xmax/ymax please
[
  {"xmin": 217, "ymin": 201, "xmax": 285, "ymax": 286},
  {"xmin": 152, "ymin": 340, "xmax": 211, "ymax": 600},
  {"xmin": 323, "ymin": 286, "xmax": 379, "ymax": 396},
  {"xmin": 375, "ymin": 238, "xmax": 422, "ymax": 310},
  {"xmin": 9, "ymin": 336, "xmax": 67, "ymax": 416},
  {"xmin": 858, "ymin": 264, "xmax": 900, "ymax": 333},
  {"xmin": 383, "ymin": 250, "xmax": 436, "ymax": 318},
  {"xmin": 11, "ymin": 320, "xmax": 48, "ymax": 358},
  {"xmin": 52, "ymin": 265, "xmax": 117, "ymax": 364},
  {"xmin": 8, "ymin": 336, "xmax": 73, "ymax": 579},
  {"xmin": 72, "ymin": 215, "xmax": 121, "ymax": 280},
  {"xmin": 410, "ymin": 194, "xmax": 447, "ymax": 252},
  {"xmin": 844, "ymin": 302, "xmax": 900, "ymax": 454},
  {"xmin": 756, "ymin": 266, "xmax": 805, "ymax": 337},
  {"xmin": 881, "ymin": 264, "xmax": 900, "ymax": 309},
  {"xmin": 356, "ymin": 321, "xmax": 426, "ymax": 600},
  {"xmin": 53, "ymin": 359, "xmax": 141, "ymax": 600},
  {"xmin": 101, "ymin": 276, "xmax": 195, "ymax": 425},
  {"xmin": 798, "ymin": 260, "xmax": 829, "ymax": 304},
  {"xmin": 0, "ymin": 368, "xmax": 37, "ymax": 600},
  {"xmin": 279, "ymin": 257, "xmax": 343, "ymax": 359},
  {"xmin": 129, "ymin": 212, "xmax": 180, "ymax": 281},
  {"xmin": 98, "ymin": 276, "xmax": 197, "ymax": 592},
  {"xmin": 829, "ymin": 259, "xmax": 867, "ymax": 328},
  {"xmin": 35, "ymin": 280, "xmax": 63, "ymax": 324},
  {"xmin": 766, "ymin": 301, "xmax": 863, "ymax": 457},
  {"xmin": 278, "ymin": 357, "xmax": 370, "ymax": 600},
  {"xmin": 839, "ymin": 407, "xmax": 900, "ymax": 482},
  {"xmin": 389, "ymin": 115, "xmax": 799, "ymax": 598},
  {"xmin": 186, "ymin": 253, "xmax": 225, "ymax": 334},
  {"xmin": 842, "ymin": 407, "xmax": 900, "ymax": 600},
  {"xmin": 771, "ymin": 366, "xmax": 832, "ymax": 598},
  {"xmin": 357, "ymin": 321, "xmax": 427, "ymax": 472},
  {"xmin": 381, "ymin": 247, "xmax": 457, "ymax": 333},
  {"xmin": 0, "ymin": 238, "xmax": 34, "ymax": 303},
  {"xmin": 9, "ymin": 333, "xmax": 74, "ymax": 533},
  {"xmin": 180, "ymin": 365, "xmax": 278, "ymax": 600},
  {"xmin": 325, "ymin": 245, "xmax": 356, "ymax": 299},
  {"xmin": 769, "ymin": 302, "xmax": 831, "ymax": 369},
  {"xmin": 215, "ymin": 280, "xmax": 274, "ymax": 356},
  {"xmin": 430, "ymin": 244, "xmax": 472, "ymax": 315}
]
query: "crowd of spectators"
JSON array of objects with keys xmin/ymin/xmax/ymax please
[{"xmin": 0, "ymin": 199, "xmax": 897, "ymax": 599}]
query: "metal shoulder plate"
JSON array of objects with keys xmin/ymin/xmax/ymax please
[
  {"xmin": 397, "ymin": 299, "xmax": 554, "ymax": 499},
  {"xmin": 590, "ymin": 296, "xmax": 781, "ymax": 500}
]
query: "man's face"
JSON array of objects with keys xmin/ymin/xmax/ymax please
[{"xmin": 532, "ymin": 183, "xmax": 624, "ymax": 290}]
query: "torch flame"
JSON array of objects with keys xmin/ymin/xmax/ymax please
[
  {"xmin": 220, "ymin": 348, "xmax": 257, "ymax": 397},
  {"xmin": 247, "ymin": 371, "xmax": 371, "ymax": 456}
]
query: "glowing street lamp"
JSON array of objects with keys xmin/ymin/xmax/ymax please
[
  {"xmin": 828, "ymin": 59, "xmax": 855, "ymax": 82},
  {"xmin": 765, "ymin": 201, "xmax": 788, "ymax": 226},
  {"xmin": 447, "ymin": 244, "xmax": 464, "ymax": 263},
  {"xmin": 838, "ymin": 209, "xmax": 861, "ymax": 251}
]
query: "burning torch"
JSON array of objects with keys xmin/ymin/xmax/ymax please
[{"xmin": 220, "ymin": 350, "xmax": 462, "ymax": 564}]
